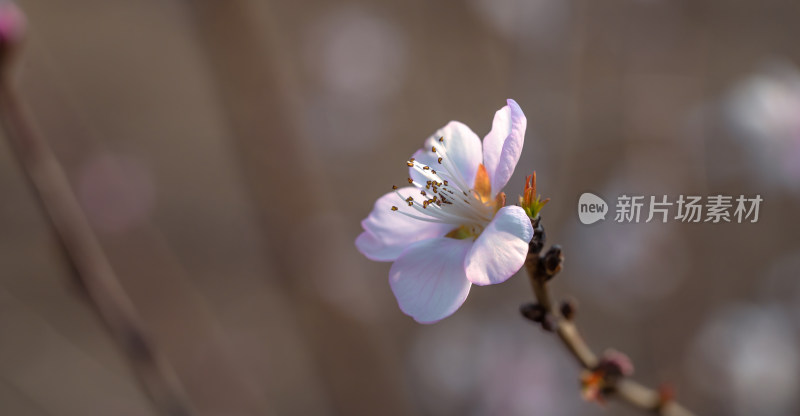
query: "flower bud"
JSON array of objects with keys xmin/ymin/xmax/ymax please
[
  {"xmin": 658, "ymin": 383, "xmax": 676, "ymax": 406},
  {"xmin": 519, "ymin": 302, "xmax": 547, "ymax": 323},
  {"xmin": 599, "ymin": 349, "xmax": 634, "ymax": 377},
  {"xmin": 580, "ymin": 349, "xmax": 635, "ymax": 404},
  {"xmin": 519, "ymin": 172, "xmax": 549, "ymax": 219},
  {"xmin": 560, "ymin": 297, "xmax": 577, "ymax": 320},
  {"xmin": 0, "ymin": 1, "xmax": 25, "ymax": 75},
  {"xmin": 542, "ymin": 245, "xmax": 563, "ymax": 279},
  {"xmin": 520, "ymin": 302, "xmax": 556, "ymax": 331}
]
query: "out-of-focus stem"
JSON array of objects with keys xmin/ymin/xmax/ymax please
[
  {"xmin": 0, "ymin": 81, "xmax": 194, "ymax": 416},
  {"xmin": 525, "ymin": 217, "xmax": 695, "ymax": 416}
]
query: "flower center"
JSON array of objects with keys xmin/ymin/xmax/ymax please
[
  {"xmin": 389, "ymin": 137, "xmax": 502, "ymax": 238},
  {"xmin": 444, "ymin": 224, "xmax": 483, "ymax": 240}
]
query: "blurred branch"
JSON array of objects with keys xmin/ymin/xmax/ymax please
[
  {"xmin": 523, "ymin": 217, "xmax": 695, "ymax": 416},
  {"xmin": 0, "ymin": 69, "xmax": 194, "ymax": 416},
  {"xmin": 185, "ymin": 2, "xmax": 412, "ymax": 414}
]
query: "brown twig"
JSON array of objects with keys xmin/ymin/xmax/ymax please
[
  {"xmin": 0, "ymin": 70, "xmax": 194, "ymax": 416},
  {"xmin": 523, "ymin": 217, "xmax": 695, "ymax": 416}
]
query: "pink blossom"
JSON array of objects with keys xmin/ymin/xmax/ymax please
[{"xmin": 356, "ymin": 99, "xmax": 532, "ymax": 323}]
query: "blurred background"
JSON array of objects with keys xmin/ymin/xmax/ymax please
[{"xmin": 1, "ymin": 0, "xmax": 799, "ymax": 415}]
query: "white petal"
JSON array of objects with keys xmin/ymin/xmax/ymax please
[
  {"xmin": 482, "ymin": 99, "xmax": 527, "ymax": 195},
  {"xmin": 410, "ymin": 121, "xmax": 482, "ymax": 188},
  {"xmin": 464, "ymin": 206, "xmax": 533, "ymax": 286},
  {"xmin": 389, "ymin": 237, "xmax": 473, "ymax": 323},
  {"xmin": 356, "ymin": 187, "xmax": 451, "ymax": 261}
]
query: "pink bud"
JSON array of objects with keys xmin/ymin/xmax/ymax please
[
  {"xmin": 0, "ymin": 1, "xmax": 25, "ymax": 72},
  {"xmin": 0, "ymin": 2, "xmax": 24, "ymax": 46},
  {"xmin": 602, "ymin": 349, "xmax": 634, "ymax": 377}
]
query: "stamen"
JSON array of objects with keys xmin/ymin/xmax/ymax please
[
  {"xmin": 392, "ymin": 185, "xmax": 398, "ymax": 190},
  {"xmin": 399, "ymin": 187, "xmax": 482, "ymax": 224},
  {"xmin": 391, "ymin": 206, "xmax": 398, "ymax": 211},
  {"xmin": 392, "ymin": 134, "xmax": 497, "ymax": 226},
  {"xmin": 395, "ymin": 210, "xmax": 450, "ymax": 223}
]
